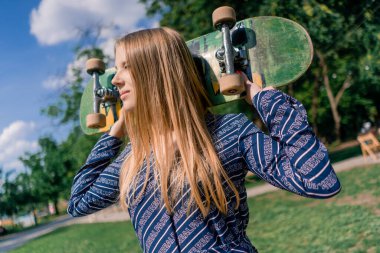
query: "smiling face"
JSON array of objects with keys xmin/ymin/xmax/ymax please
[{"xmin": 111, "ymin": 45, "xmax": 136, "ymax": 113}]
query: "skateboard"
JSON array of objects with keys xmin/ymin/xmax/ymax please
[
  {"xmin": 80, "ymin": 6, "xmax": 313, "ymax": 135},
  {"xmin": 80, "ymin": 60, "xmax": 121, "ymax": 135}
]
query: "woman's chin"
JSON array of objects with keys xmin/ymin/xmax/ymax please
[{"xmin": 121, "ymin": 104, "xmax": 135, "ymax": 113}]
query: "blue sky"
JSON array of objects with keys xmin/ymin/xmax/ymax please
[{"xmin": 0, "ymin": 0, "xmax": 157, "ymax": 175}]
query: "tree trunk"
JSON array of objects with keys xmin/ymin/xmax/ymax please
[
  {"xmin": 316, "ymin": 50, "xmax": 351, "ymax": 143},
  {"xmin": 54, "ymin": 200, "xmax": 60, "ymax": 215},
  {"xmin": 288, "ymin": 83, "xmax": 294, "ymax": 97},
  {"xmin": 32, "ymin": 208, "xmax": 38, "ymax": 225},
  {"xmin": 311, "ymin": 74, "xmax": 320, "ymax": 135},
  {"xmin": 11, "ymin": 214, "xmax": 16, "ymax": 228}
]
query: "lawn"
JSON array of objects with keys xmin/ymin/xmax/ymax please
[
  {"xmin": 11, "ymin": 165, "xmax": 379, "ymax": 253},
  {"xmin": 328, "ymin": 145, "xmax": 362, "ymax": 163},
  {"xmin": 247, "ymin": 164, "xmax": 379, "ymax": 253},
  {"xmin": 9, "ymin": 221, "xmax": 141, "ymax": 253}
]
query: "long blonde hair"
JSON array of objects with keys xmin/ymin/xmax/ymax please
[{"xmin": 117, "ymin": 27, "xmax": 239, "ymax": 217}]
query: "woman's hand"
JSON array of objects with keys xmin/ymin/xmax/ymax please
[
  {"xmin": 239, "ymin": 72, "xmax": 274, "ymax": 105},
  {"xmin": 109, "ymin": 109, "xmax": 128, "ymax": 139}
]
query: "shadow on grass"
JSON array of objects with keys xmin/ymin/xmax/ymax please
[
  {"xmin": 329, "ymin": 145, "xmax": 362, "ymax": 163},
  {"xmin": 247, "ymin": 164, "xmax": 379, "ymax": 253},
  {"xmin": 11, "ymin": 165, "xmax": 379, "ymax": 253}
]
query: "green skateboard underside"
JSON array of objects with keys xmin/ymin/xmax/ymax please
[
  {"xmin": 80, "ymin": 16, "xmax": 313, "ymax": 135},
  {"xmin": 80, "ymin": 68, "xmax": 121, "ymax": 135},
  {"xmin": 186, "ymin": 16, "xmax": 313, "ymax": 106}
]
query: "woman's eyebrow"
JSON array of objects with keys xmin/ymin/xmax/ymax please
[{"xmin": 115, "ymin": 61, "xmax": 126, "ymax": 70}]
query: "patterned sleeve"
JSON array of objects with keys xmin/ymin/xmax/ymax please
[
  {"xmin": 67, "ymin": 133, "xmax": 130, "ymax": 217},
  {"xmin": 238, "ymin": 89, "xmax": 341, "ymax": 198}
]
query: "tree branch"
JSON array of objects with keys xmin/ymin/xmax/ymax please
[
  {"xmin": 316, "ymin": 50, "xmax": 336, "ymax": 109},
  {"xmin": 335, "ymin": 75, "xmax": 352, "ymax": 105}
]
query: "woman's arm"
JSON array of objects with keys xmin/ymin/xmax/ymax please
[
  {"xmin": 67, "ymin": 133, "xmax": 129, "ymax": 217},
  {"xmin": 238, "ymin": 89, "xmax": 341, "ymax": 198}
]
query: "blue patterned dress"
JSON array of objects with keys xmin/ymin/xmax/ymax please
[{"xmin": 68, "ymin": 90, "xmax": 341, "ymax": 252}]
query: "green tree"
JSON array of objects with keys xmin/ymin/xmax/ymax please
[
  {"xmin": 13, "ymin": 172, "xmax": 42, "ymax": 225},
  {"xmin": 20, "ymin": 137, "xmax": 72, "ymax": 215},
  {"xmin": 0, "ymin": 169, "xmax": 18, "ymax": 218},
  {"xmin": 40, "ymin": 45, "xmax": 110, "ymax": 200},
  {"xmin": 140, "ymin": 0, "xmax": 380, "ymax": 143},
  {"xmin": 1, "ymin": 168, "xmax": 44, "ymax": 225},
  {"xmin": 42, "ymin": 47, "xmax": 108, "ymax": 126}
]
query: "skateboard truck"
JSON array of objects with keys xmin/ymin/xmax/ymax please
[
  {"xmin": 85, "ymin": 58, "xmax": 120, "ymax": 129},
  {"xmin": 212, "ymin": 6, "xmax": 244, "ymax": 95}
]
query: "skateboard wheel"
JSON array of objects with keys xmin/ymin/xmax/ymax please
[
  {"xmin": 212, "ymin": 6, "xmax": 236, "ymax": 29},
  {"xmin": 86, "ymin": 113, "xmax": 106, "ymax": 128},
  {"xmin": 86, "ymin": 58, "xmax": 106, "ymax": 75},
  {"xmin": 219, "ymin": 73, "xmax": 244, "ymax": 95}
]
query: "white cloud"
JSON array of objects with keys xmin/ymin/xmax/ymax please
[
  {"xmin": 100, "ymin": 38, "xmax": 117, "ymax": 59},
  {"xmin": 31, "ymin": 0, "xmax": 159, "ymax": 90},
  {"xmin": 30, "ymin": 0, "xmax": 156, "ymax": 46},
  {"xmin": 42, "ymin": 76, "xmax": 67, "ymax": 90},
  {"xmin": 0, "ymin": 121, "xmax": 39, "ymax": 174},
  {"xmin": 43, "ymin": 56, "xmax": 88, "ymax": 89}
]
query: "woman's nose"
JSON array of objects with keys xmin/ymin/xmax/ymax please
[{"xmin": 111, "ymin": 73, "xmax": 121, "ymax": 87}]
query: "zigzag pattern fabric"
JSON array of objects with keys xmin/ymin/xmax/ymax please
[{"xmin": 68, "ymin": 89, "xmax": 341, "ymax": 253}]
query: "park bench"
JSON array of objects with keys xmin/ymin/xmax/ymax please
[{"xmin": 357, "ymin": 132, "xmax": 380, "ymax": 160}]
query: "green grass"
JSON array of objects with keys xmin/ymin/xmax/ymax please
[
  {"xmin": 329, "ymin": 145, "xmax": 362, "ymax": 163},
  {"xmin": 245, "ymin": 173, "xmax": 265, "ymax": 188},
  {"xmin": 247, "ymin": 164, "xmax": 380, "ymax": 253},
  {"xmin": 11, "ymin": 165, "xmax": 379, "ymax": 253},
  {"xmin": 10, "ymin": 222, "xmax": 142, "ymax": 253}
]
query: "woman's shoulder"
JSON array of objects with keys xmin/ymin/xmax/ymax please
[
  {"xmin": 205, "ymin": 112, "xmax": 250, "ymax": 134},
  {"xmin": 205, "ymin": 112, "xmax": 261, "ymax": 139},
  {"xmin": 114, "ymin": 142, "xmax": 132, "ymax": 163}
]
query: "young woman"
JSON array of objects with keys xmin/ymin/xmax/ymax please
[{"xmin": 68, "ymin": 27, "xmax": 341, "ymax": 253}]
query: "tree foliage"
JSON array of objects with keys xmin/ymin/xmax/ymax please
[
  {"xmin": 4, "ymin": 0, "xmax": 379, "ymax": 224},
  {"xmin": 7, "ymin": 45, "xmax": 106, "ymax": 218},
  {"xmin": 0, "ymin": 167, "xmax": 41, "ymax": 223},
  {"xmin": 140, "ymin": 0, "xmax": 380, "ymax": 142},
  {"xmin": 19, "ymin": 137, "xmax": 70, "ymax": 215},
  {"xmin": 42, "ymin": 47, "xmax": 108, "ymax": 126}
]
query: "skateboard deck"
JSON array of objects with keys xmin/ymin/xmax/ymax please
[
  {"xmin": 80, "ymin": 16, "xmax": 313, "ymax": 135},
  {"xmin": 187, "ymin": 16, "xmax": 313, "ymax": 107}
]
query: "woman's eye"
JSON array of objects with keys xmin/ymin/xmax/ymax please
[{"xmin": 124, "ymin": 64, "xmax": 130, "ymax": 69}]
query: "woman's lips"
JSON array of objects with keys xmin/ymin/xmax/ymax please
[{"xmin": 119, "ymin": 90, "xmax": 130, "ymax": 99}]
